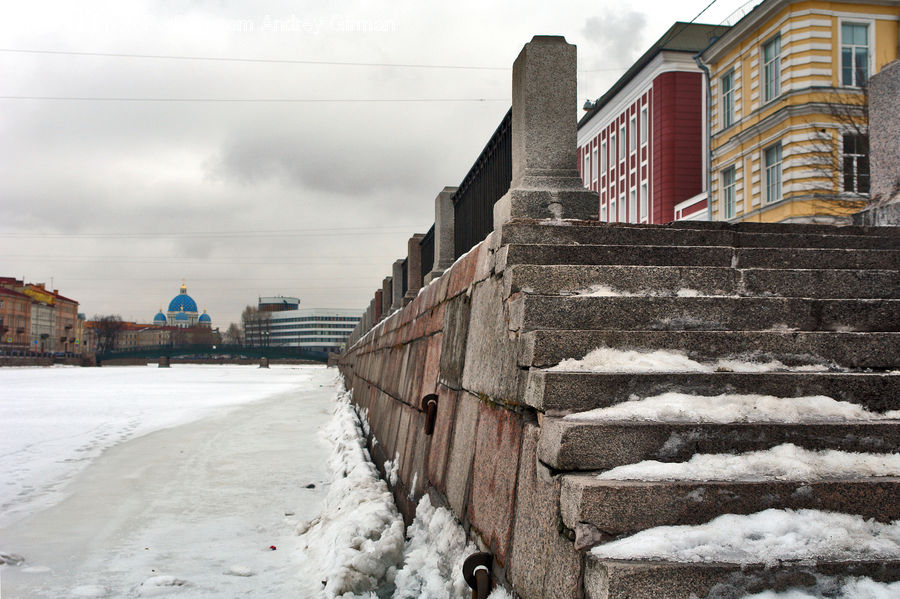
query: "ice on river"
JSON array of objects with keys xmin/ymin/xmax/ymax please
[{"xmin": 0, "ymin": 364, "xmax": 335, "ymax": 598}]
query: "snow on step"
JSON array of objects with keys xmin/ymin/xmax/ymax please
[
  {"xmin": 563, "ymin": 392, "xmax": 900, "ymax": 423},
  {"xmin": 740, "ymin": 576, "xmax": 900, "ymax": 599},
  {"xmin": 590, "ymin": 509, "xmax": 900, "ymax": 565},
  {"xmin": 597, "ymin": 444, "xmax": 900, "ymax": 481},
  {"xmin": 548, "ymin": 347, "xmax": 833, "ymax": 374}
]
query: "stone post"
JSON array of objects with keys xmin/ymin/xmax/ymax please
[
  {"xmin": 424, "ymin": 186, "xmax": 459, "ymax": 284},
  {"xmin": 382, "ymin": 276, "xmax": 393, "ymax": 315},
  {"xmin": 374, "ymin": 289, "xmax": 383, "ymax": 322},
  {"xmin": 860, "ymin": 59, "xmax": 900, "ymax": 224},
  {"xmin": 493, "ymin": 36, "xmax": 598, "ymax": 228},
  {"xmin": 403, "ymin": 234, "xmax": 426, "ymax": 304},
  {"xmin": 366, "ymin": 300, "xmax": 375, "ymax": 332},
  {"xmin": 391, "ymin": 260, "xmax": 404, "ymax": 310}
]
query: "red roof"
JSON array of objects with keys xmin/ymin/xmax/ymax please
[{"xmin": 0, "ymin": 286, "xmax": 29, "ymax": 299}]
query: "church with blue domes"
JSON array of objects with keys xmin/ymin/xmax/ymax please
[{"xmin": 153, "ymin": 282, "xmax": 211, "ymax": 328}]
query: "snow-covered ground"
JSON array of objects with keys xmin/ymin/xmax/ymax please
[{"xmin": 0, "ymin": 364, "xmax": 336, "ymax": 597}]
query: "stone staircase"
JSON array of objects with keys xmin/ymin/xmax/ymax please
[{"xmin": 500, "ymin": 220, "xmax": 900, "ymax": 598}]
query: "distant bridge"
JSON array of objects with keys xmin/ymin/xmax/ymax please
[{"xmin": 97, "ymin": 344, "xmax": 329, "ymax": 363}]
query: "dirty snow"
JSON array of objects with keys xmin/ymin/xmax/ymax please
[
  {"xmin": 740, "ymin": 577, "xmax": 900, "ymax": 599},
  {"xmin": 564, "ymin": 392, "xmax": 900, "ymax": 423},
  {"xmin": 296, "ymin": 388, "xmax": 405, "ymax": 598},
  {"xmin": 592, "ymin": 509, "xmax": 900, "ymax": 565},
  {"xmin": 548, "ymin": 347, "xmax": 831, "ymax": 373},
  {"xmin": 597, "ymin": 443, "xmax": 900, "ymax": 481}
]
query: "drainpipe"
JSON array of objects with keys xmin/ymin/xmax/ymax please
[{"xmin": 694, "ymin": 36, "xmax": 720, "ymax": 223}]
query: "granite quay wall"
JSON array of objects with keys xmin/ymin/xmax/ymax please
[{"xmin": 337, "ymin": 35, "xmax": 592, "ymax": 598}]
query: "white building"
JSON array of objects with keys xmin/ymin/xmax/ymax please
[{"xmin": 246, "ymin": 297, "xmax": 360, "ymax": 355}]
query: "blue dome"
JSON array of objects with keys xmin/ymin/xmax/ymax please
[
  {"xmin": 168, "ymin": 283, "xmax": 198, "ymax": 313},
  {"xmin": 198, "ymin": 313, "xmax": 211, "ymax": 322},
  {"xmin": 175, "ymin": 311, "xmax": 189, "ymax": 321},
  {"xmin": 153, "ymin": 311, "xmax": 167, "ymax": 323}
]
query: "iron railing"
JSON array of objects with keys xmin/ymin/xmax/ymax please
[
  {"xmin": 452, "ymin": 108, "xmax": 512, "ymax": 259},
  {"xmin": 401, "ymin": 257, "xmax": 408, "ymax": 296},
  {"xmin": 420, "ymin": 225, "xmax": 435, "ymax": 278}
]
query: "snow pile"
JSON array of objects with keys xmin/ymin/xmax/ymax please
[
  {"xmin": 564, "ymin": 392, "xmax": 900, "ymax": 423},
  {"xmin": 592, "ymin": 509, "xmax": 900, "ymax": 565},
  {"xmin": 548, "ymin": 347, "xmax": 830, "ymax": 373},
  {"xmin": 391, "ymin": 495, "xmax": 475, "ymax": 598},
  {"xmin": 575, "ymin": 285, "xmax": 706, "ymax": 297},
  {"xmin": 740, "ymin": 577, "xmax": 900, "ymax": 599},
  {"xmin": 297, "ymin": 389, "xmax": 405, "ymax": 598},
  {"xmin": 597, "ymin": 443, "xmax": 900, "ymax": 481}
]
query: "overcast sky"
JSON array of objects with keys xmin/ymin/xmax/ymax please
[{"xmin": 0, "ymin": 0, "xmax": 761, "ymax": 327}]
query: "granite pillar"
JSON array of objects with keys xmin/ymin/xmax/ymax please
[
  {"xmin": 382, "ymin": 276, "xmax": 393, "ymax": 316},
  {"xmin": 493, "ymin": 36, "xmax": 598, "ymax": 227},
  {"xmin": 374, "ymin": 289, "xmax": 383, "ymax": 323},
  {"xmin": 403, "ymin": 234, "xmax": 427, "ymax": 304},
  {"xmin": 424, "ymin": 186, "xmax": 459, "ymax": 284},
  {"xmin": 391, "ymin": 260, "xmax": 405, "ymax": 310},
  {"xmin": 854, "ymin": 59, "xmax": 900, "ymax": 225}
]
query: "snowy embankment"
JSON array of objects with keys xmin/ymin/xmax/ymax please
[
  {"xmin": 0, "ymin": 365, "xmax": 310, "ymax": 528},
  {"xmin": 298, "ymin": 384, "xmax": 511, "ymax": 599}
]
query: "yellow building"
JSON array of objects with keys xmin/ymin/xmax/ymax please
[{"xmin": 700, "ymin": 0, "xmax": 898, "ymax": 223}]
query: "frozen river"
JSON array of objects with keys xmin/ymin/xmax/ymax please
[{"xmin": 0, "ymin": 364, "xmax": 336, "ymax": 597}]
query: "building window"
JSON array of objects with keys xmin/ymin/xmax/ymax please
[
  {"xmin": 583, "ymin": 152, "xmax": 590, "ymax": 187},
  {"xmin": 629, "ymin": 188, "xmax": 637, "ymax": 223},
  {"xmin": 601, "ymin": 140, "xmax": 607, "ymax": 172},
  {"xmin": 640, "ymin": 107, "xmax": 648, "ymax": 145},
  {"xmin": 629, "ymin": 115, "xmax": 637, "ymax": 153},
  {"xmin": 843, "ymin": 133, "xmax": 870, "ymax": 194},
  {"xmin": 841, "ymin": 22, "xmax": 869, "ymax": 87},
  {"xmin": 611, "ymin": 131, "xmax": 617, "ymax": 164},
  {"xmin": 600, "ymin": 201, "xmax": 608, "ymax": 221},
  {"xmin": 609, "ymin": 195, "xmax": 617, "ymax": 222},
  {"xmin": 640, "ymin": 182, "xmax": 648, "ymax": 222},
  {"xmin": 619, "ymin": 192, "xmax": 626, "ymax": 222},
  {"xmin": 721, "ymin": 166, "xmax": 736, "ymax": 219},
  {"xmin": 592, "ymin": 147, "xmax": 598, "ymax": 182},
  {"xmin": 764, "ymin": 142, "xmax": 782, "ymax": 204},
  {"xmin": 762, "ymin": 35, "xmax": 781, "ymax": 103},
  {"xmin": 619, "ymin": 124, "xmax": 626, "ymax": 160},
  {"xmin": 721, "ymin": 70, "xmax": 734, "ymax": 128}
]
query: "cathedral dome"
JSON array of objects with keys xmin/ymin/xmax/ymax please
[
  {"xmin": 175, "ymin": 310, "xmax": 189, "ymax": 321},
  {"xmin": 198, "ymin": 312, "xmax": 211, "ymax": 323},
  {"xmin": 153, "ymin": 309, "xmax": 167, "ymax": 324},
  {"xmin": 168, "ymin": 283, "xmax": 198, "ymax": 313}
]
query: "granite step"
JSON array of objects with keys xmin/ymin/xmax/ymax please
[
  {"xmin": 499, "ymin": 221, "xmax": 900, "ymax": 249},
  {"xmin": 560, "ymin": 474, "xmax": 900, "ymax": 537},
  {"xmin": 538, "ymin": 419, "xmax": 900, "ymax": 471},
  {"xmin": 500, "ymin": 243, "xmax": 900, "ymax": 270},
  {"xmin": 584, "ymin": 558, "xmax": 900, "ymax": 599},
  {"xmin": 503, "ymin": 264, "xmax": 900, "ymax": 299},
  {"xmin": 523, "ymin": 371, "xmax": 900, "ymax": 413},
  {"xmin": 515, "ymin": 296, "xmax": 899, "ymax": 332},
  {"xmin": 518, "ymin": 330, "xmax": 900, "ymax": 369}
]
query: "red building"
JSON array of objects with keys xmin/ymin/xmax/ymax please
[{"xmin": 577, "ymin": 22, "xmax": 728, "ymax": 224}]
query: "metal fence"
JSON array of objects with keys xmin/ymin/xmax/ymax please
[
  {"xmin": 452, "ymin": 108, "xmax": 512, "ymax": 259},
  {"xmin": 401, "ymin": 257, "xmax": 408, "ymax": 296},
  {"xmin": 420, "ymin": 225, "xmax": 435, "ymax": 279}
]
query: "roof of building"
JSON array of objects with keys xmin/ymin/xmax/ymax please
[
  {"xmin": 578, "ymin": 21, "xmax": 730, "ymax": 129},
  {"xmin": 168, "ymin": 283, "xmax": 198, "ymax": 313},
  {"xmin": 0, "ymin": 286, "xmax": 29, "ymax": 299},
  {"xmin": 153, "ymin": 311, "xmax": 168, "ymax": 323},
  {"xmin": 198, "ymin": 312, "xmax": 211, "ymax": 322}
]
